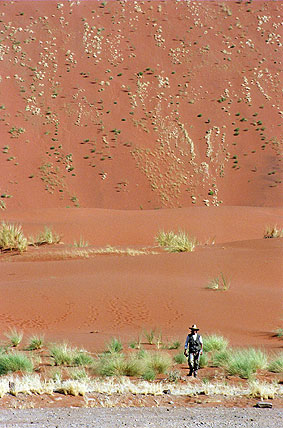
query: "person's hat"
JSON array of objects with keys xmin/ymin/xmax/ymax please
[{"xmin": 190, "ymin": 324, "xmax": 199, "ymax": 331}]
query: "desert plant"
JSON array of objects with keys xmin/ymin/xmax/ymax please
[
  {"xmin": 173, "ymin": 352, "xmax": 187, "ymax": 364},
  {"xmin": 274, "ymin": 328, "xmax": 283, "ymax": 338},
  {"xmin": 95, "ymin": 352, "xmax": 126, "ymax": 376},
  {"xmin": 0, "ymin": 222, "xmax": 28, "ymax": 252},
  {"xmin": 33, "ymin": 226, "xmax": 60, "ymax": 245},
  {"xmin": 26, "ymin": 335, "xmax": 44, "ymax": 351},
  {"xmin": 211, "ymin": 349, "xmax": 230, "ymax": 368},
  {"xmin": 73, "ymin": 351, "xmax": 94, "ymax": 367},
  {"xmin": 249, "ymin": 380, "xmax": 277, "ymax": 400},
  {"xmin": 144, "ymin": 329, "xmax": 155, "ymax": 345},
  {"xmin": 156, "ymin": 230, "xmax": 196, "ymax": 253},
  {"xmin": 69, "ymin": 368, "xmax": 89, "ymax": 380},
  {"xmin": 4, "ymin": 328, "xmax": 23, "ymax": 347},
  {"xmin": 0, "ymin": 352, "xmax": 33, "ymax": 375},
  {"xmin": 142, "ymin": 368, "xmax": 156, "ymax": 381},
  {"xmin": 106, "ymin": 338, "xmax": 123, "ymax": 354},
  {"xmin": 264, "ymin": 225, "xmax": 283, "ymax": 239},
  {"xmin": 203, "ymin": 335, "xmax": 229, "ymax": 353},
  {"xmin": 168, "ymin": 340, "xmax": 181, "ymax": 350},
  {"xmin": 144, "ymin": 352, "xmax": 172, "ymax": 375},
  {"xmin": 199, "ymin": 352, "xmax": 209, "ymax": 368},
  {"xmin": 206, "ymin": 273, "xmax": 230, "ymax": 291},
  {"xmin": 226, "ymin": 348, "xmax": 267, "ymax": 379},
  {"xmin": 49, "ymin": 343, "xmax": 76, "ymax": 366},
  {"xmin": 268, "ymin": 354, "xmax": 283, "ymax": 373},
  {"xmin": 74, "ymin": 237, "xmax": 89, "ymax": 248}
]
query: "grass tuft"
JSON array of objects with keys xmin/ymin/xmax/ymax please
[
  {"xmin": 0, "ymin": 222, "xmax": 28, "ymax": 252},
  {"xmin": 156, "ymin": 230, "xmax": 197, "ymax": 253},
  {"xmin": 26, "ymin": 335, "xmax": 44, "ymax": 351},
  {"xmin": 203, "ymin": 335, "xmax": 229, "ymax": 353},
  {"xmin": 4, "ymin": 328, "xmax": 23, "ymax": 348},
  {"xmin": 268, "ymin": 354, "xmax": 283, "ymax": 373},
  {"xmin": 226, "ymin": 348, "xmax": 267, "ymax": 379},
  {"xmin": 30, "ymin": 226, "xmax": 60, "ymax": 246},
  {"xmin": 107, "ymin": 338, "xmax": 123, "ymax": 354},
  {"xmin": 0, "ymin": 352, "xmax": 33, "ymax": 375},
  {"xmin": 206, "ymin": 273, "xmax": 230, "ymax": 291},
  {"xmin": 173, "ymin": 352, "xmax": 187, "ymax": 364}
]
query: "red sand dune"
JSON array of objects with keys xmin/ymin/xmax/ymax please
[{"xmin": 0, "ymin": 1, "xmax": 282, "ymax": 354}]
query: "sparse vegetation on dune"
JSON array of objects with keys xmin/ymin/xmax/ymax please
[
  {"xmin": 0, "ymin": 332, "xmax": 281, "ymax": 401},
  {"xmin": 156, "ymin": 230, "xmax": 197, "ymax": 253}
]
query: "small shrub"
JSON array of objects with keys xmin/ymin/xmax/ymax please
[
  {"xmin": 268, "ymin": 354, "xmax": 283, "ymax": 373},
  {"xmin": 211, "ymin": 350, "xmax": 230, "ymax": 368},
  {"xmin": 142, "ymin": 368, "xmax": 156, "ymax": 381},
  {"xmin": 264, "ymin": 225, "xmax": 283, "ymax": 239},
  {"xmin": 31, "ymin": 226, "xmax": 60, "ymax": 246},
  {"xmin": 206, "ymin": 273, "xmax": 230, "ymax": 291},
  {"xmin": 226, "ymin": 348, "xmax": 267, "ymax": 379},
  {"xmin": 27, "ymin": 335, "xmax": 44, "ymax": 350},
  {"xmin": 73, "ymin": 351, "xmax": 94, "ymax": 367},
  {"xmin": 96, "ymin": 353, "xmax": 126, "ymax": 376},
  {"xmin": 107, "ymin": 338, "xmax": 123, "ymax": 354},
  {"xmin": 275, "ymin": 328, "xmax": 283, "ymax": 338},
  {"xmin": 0, "ymin": 352, "xmax": 33, "ymax": 375},
  {"xmin": 0, "ymin": 222, "xmax": 28, "ymax": 252},
  {"xmin": 173, "ymin": 352, "xmax": 187, "ymax": 364},
  {"xmin": 144, "ymin": 352, "xmax": 172, "ymax": 375},
  {"xmin": 156, "ymin": 230, "xmax": 196, "ymax": 253},
  {"xmin": 69, "ymin": 368, "xmax": 89, "ymax": 380},
  {"xmin": 4, "ymin": 328, "xmax": 23, "ymax": 347},
  {"xmin": 203, "ymin": 335, "xmax": 229, "ymax": 353},
  {"xmin": 168, "ymin": 340, "xmax": 181, "ymax": 350},
  {"xmin": 49, "ymin": 343, "xmax": 75, "ymax": 366}
]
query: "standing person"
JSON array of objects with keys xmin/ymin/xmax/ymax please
[{"xmin": 184, "ymin": 324, "xmax": 203, "ymax": 377}]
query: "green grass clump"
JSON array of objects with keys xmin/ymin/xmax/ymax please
[
  {"xmin": 211, "ymin": 350, "xmax": 230, "ymax": 368},
  {"xmin": 226, "ymin": 348, "xmax": 267, "ymax": 379},
  {"xmin": 26, "ymin": 335, "xmax": 44, "ymax": 350},
  {"xmin": 49, "ymin": 343, "xmax": 76, "ymax": 366},
  {"xmin": 203, "ymin": 335, "xmax": 229, "ymax": 353},
  {"xmin": 144, "ymin": 352, "xmax": 172, "ymax": 375},
  {"xmin": 173, "ymin": 352, "xmax": 187, "ymax": 364},
  {"xmin": 268, "ymin": 354, "xmax": 283, "ymax": 373},
  {"xmin": 0, "ymin": 352, "xmax": 33, "ymax": 375},
  {"xmin": 142, "ymin": 368, "xmax": 156, "ymax": 381},
  {"xmin": 73, "ymin": 351, "xmax": 94, "ymax": 367},
  {"xmin": 144, "ymin": 329, "xmax": 156, "ymax": 345},
  {"xmin": 95, "ymin": 352, "xmax": 126, "ymax": 376},
  {"xmin": 4, "ymin": 328, "xmax": 23, "ymax": 347},
  {"xmin": 106, "ymin": 338, "xmax": 123, "ymax": 354},
  {"xmin": 156, "ymin": 230, "xmax": 197, "ymax": 253},
  {"xmin": 199, "ymin": 352, "xmax": 209, "ymax": 368},
  {"xmin": 0, "ymin": 222, "xmax": 28, "ymax": 252}
]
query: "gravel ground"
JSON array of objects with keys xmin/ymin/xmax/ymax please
[{"xmin": 0, "ymin": 407, "xmax": 282, "ymax": 428}]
